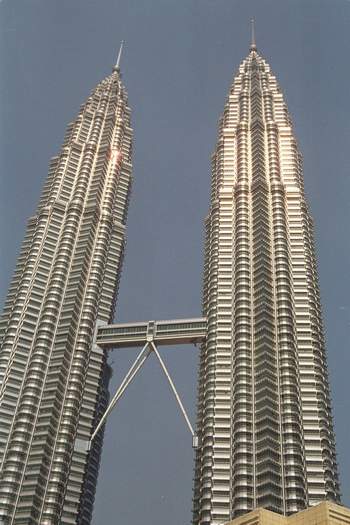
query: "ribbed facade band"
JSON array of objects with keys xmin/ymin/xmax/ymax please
[
  {"xmin": 193, "ymin": 45, "xmax": 340, "ymax": 524},
  {"xmin": 0, "ymin": 63, "xmax": 132, "ymax": 524}
]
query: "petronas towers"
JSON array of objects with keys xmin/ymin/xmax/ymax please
[
  {"xmin": 0, "ymin": 58, "xmax": 132, "ymax": 524},
  {"xmin": 0, "ymin": 35, "xmax": 341, "ymax": 525},
  {"xmin": 193, "ymin": 40, "xmax": 340, "ymax": 524}
]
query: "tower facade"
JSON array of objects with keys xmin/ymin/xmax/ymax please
[
  {"xmin": 193, "ymin": 43, "xmax": 340, "ymax": 524},
  {"xmin": 0, "ymin": 59, "xmax": 132, "ymax": 524}
]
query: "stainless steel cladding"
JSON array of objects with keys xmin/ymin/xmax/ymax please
[
  {"xmin": 0, "ymin": 64, "xmax": 132, "ymax": 525},
  {"xmin": 193, "ymin": 46, "xmax": 340, "ymax": 525}
]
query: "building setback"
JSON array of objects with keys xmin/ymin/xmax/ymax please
[
  {"xmin": 193, "ymin": 40, "xmax": 340, "ymax": 524},
  {"xmin": 0, "ymin": 55, "xmax": 132, "ymax": 524}
]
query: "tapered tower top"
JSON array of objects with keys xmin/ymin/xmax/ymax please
[{"xmin": 250, "ymin": 18, "xmax": 257, "ymax": 51}]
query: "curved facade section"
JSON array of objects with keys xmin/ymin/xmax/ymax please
[
  {"xmin": 0, "ymin": 66, "xmax": 132, "ymax": 524},
  {"xmin": 193, "ymin": 48, "xmax": 340, "ymax": 525}
]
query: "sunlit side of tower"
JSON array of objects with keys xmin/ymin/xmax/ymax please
[
  {"xmin": 0, "ymin": 51, "xmax": 132, "ymax": 525},
  {"xmin": 193, "ymin": 38, "xmax": 340, "ymax": 524}
]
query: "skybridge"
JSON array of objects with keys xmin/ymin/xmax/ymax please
[
  {"xmin": 96, "ymin": 317, "xmax": 207, "ymax": 349},
  {"xmin": 87, "ymin": 317, "xmax": 207, "ymax": 450}
]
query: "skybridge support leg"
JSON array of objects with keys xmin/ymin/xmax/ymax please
[
  {"xmin": 150, "ymin": 342, "xmax": 198, "ymax": 447},
  {"xmin": 89, "ymin": 340, "xmax": 199, "ymax": 449},
  {"xmin": 90, "ymin": 342, "xmax": 152, "ymax": 444}
]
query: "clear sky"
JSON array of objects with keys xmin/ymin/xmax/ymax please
[{"xmin": 1, "ymin": 1, "xmax": 349, "ymax": 523}]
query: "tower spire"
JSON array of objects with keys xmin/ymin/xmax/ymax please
[
  {"xmin": 250, "ymin": 18, "xmax": 257, "ymax": 51},
  {"xmin": 115, "ymin": 40, "xmax": 124, "ymax": 71}
]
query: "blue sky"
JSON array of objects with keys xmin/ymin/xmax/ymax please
[{"xmin": 1, "ymin": 1, "xmax": 349, "ymax": 523}]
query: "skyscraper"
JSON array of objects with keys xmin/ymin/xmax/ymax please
[
  {"xmin": 0, "ymin": 50, "xmax": 132, "ymax": 525},
  {"xmin": 0, "ymin": 27, "xmax": 343, "ymax": 525},
  {"xmin": 193, "ymin": 36, "xmax": 340, "ymax": 524}
]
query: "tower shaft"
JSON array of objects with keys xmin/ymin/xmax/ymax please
[
  {"xmin": 0, "ymin": 69, "xmax": 132, "ymax": 525},
  {"xmin": 193, "ymin": 49, "xmax": 340, "ymax": 525}
]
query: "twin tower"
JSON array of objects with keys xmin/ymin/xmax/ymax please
[{"xmin": 0, "ymin": 37, "xmax": 341, "ymax": 525}]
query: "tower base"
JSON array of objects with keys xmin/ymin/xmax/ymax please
[{"xmin": 225, "ymin": 502, "xmax": 350, "ymax": 525}]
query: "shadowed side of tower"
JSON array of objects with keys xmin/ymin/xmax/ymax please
[
  {"xmin": 193, "ymin": 44, "xmax": 340, "ymax": 525},
  {"xmin": 0, "ymin": 53, "xmax": 133, "ymax": 525}
]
